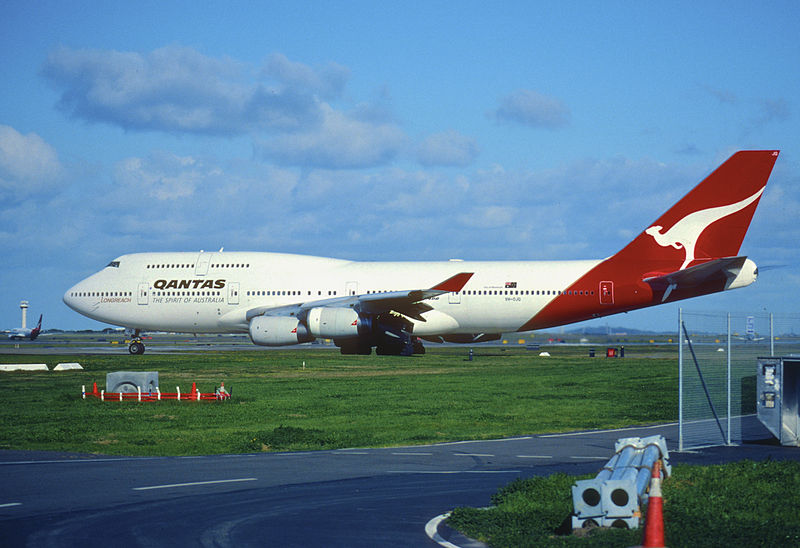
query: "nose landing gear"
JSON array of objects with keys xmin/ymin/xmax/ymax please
[{"xmin": 128, "ymin": 329, "xmax": 146, "ymax": 355}]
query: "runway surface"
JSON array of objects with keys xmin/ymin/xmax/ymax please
[{"xmin": 2, "ymin": 418, "xmax": 799, "ymax": 547}]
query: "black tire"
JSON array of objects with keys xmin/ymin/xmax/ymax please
[
  {"xmin": 128, "ymin": 341, "xmax": 145, "ymax": 355},
  {"xmin": 357, "ymin": 342, "xmax": 372, "ymax": 355},
  {"xmin": 339, "ymin": 341, "xmax": 357, "ymax": 355}
]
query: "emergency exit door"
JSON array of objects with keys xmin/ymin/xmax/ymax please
[
  {"xmin": 599, "ymin": 281, "xmax": 614, "ymax": 304},
  {"xmin": 138, "ymin": 283, "xmax": 149, "ymax": 305},
  {"xmin": 228, "ymin": 282, "xmax": 240, "ymax": 305}
]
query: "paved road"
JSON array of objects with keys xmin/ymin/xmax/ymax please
[{"xmin": 2, "ymin": 419, "xmax": 798, "ymax": 547}]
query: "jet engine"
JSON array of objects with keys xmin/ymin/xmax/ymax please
[
  {"xmin": 248, "ymin": 316, "xmax": 313, "ymax": 346},
  {"xmin": 306, "ymin": 307, "xmax": 361, "ymax": 338}
]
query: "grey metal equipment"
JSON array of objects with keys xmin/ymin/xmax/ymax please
[
  {"xmin": 571, "ymin": 435, "xmax": 671, "ymax": 529},
  {"xmin": 757, "ymin": 357, "xmax": 800, "ymax": 446}
]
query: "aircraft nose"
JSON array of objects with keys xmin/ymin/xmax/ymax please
[
  {"xmin": 63, "ymin": 281, "xmax": 89, "ymax": 314},
  {"xmin": 63, "ymin": 284, "xmax": 79, "ymax": 312}
]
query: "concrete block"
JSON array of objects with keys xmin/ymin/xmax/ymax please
[
  {"xmin": 54, "ymin": 363, "xmax": 83, "ymax": 371},
  {"xmin": 0, "ymin": 364, "xmax": 48, "ymax": 372},
  {"xmin": 106, "ymin": 371, "xmax": 158, "ymax": 393}
]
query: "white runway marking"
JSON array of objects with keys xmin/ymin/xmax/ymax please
[
  {"xmin": 389, "ymin": 470, "xmax": 520, "ymax": 474},
  {"xmin": 539, "ymin": 422, "xmax": 679, "ymax": 438},
  {"xmin": 0, "ymin": 503, "xmax": 22, "ymax": 508},
  {"xmin": 133, "ymin": 478, "xmax": 257, "ymax": 491},
  {"xmin": 425, "ymin": 436, "xmax": 532, "ymax": 447},
  {"xmin": 0, "ymin": 457, "xmax": 161, "ymax": 466}
]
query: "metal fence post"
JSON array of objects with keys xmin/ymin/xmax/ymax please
[
  {"xmin": 678, "ymin": 308, "xmax": 683, "ymax": 452},
  {"xmin": 770, "ymin": 313, "xmax": 775, "ymax": 357},
  {"xmin": 727, "ymin": 313, "xmax": 731, "ymax": 445}
]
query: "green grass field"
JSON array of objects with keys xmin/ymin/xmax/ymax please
[
  {"xmin": 3, "ymin": 344, "xmax": 797, "ymax": 546},
  {"xmin": 0, "ymin": 345, "xmax": 677, "ymax": 455},
  {"xmin": 448, "ymin": 460, "xmax": 800, "ymax": 547}
]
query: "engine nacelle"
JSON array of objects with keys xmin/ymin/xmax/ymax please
[
  {"xmin": 726, "ymin": 258, "xmax": 758, "ymax": 290},
  {"xmin": 248, "ymin": 316, "xmax": 313, "ymax": 346},
  {"xmin": 307, "ymin": 307, "xmax": 360, "ymax": 338}
]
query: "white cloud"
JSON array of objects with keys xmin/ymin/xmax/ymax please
[
  {"xmin": 702, "ymin": 85, "xmax": 737, "ymax": 105},
  {"xmin": 755, "ymin": 98, "xmax": 790, "ymax": 125},
  {"xmin": 416, "ymin": 130, "xmax": 479, "ymax": 167},
  {"xmin": 263, "ymin": 53, "xmax": 349, "ymax": 100},
  {"xmin": 458, "ymin": 205, "xmax": 516, "ymax": 229},
  {"xmin": 42, "ymin": 46, "xmax": 326, "ymax": 134},
  {"xmin": 0, "ymin": 125, "xmax": 62, "ymax": 194},
  {"xmin": 257, "ymin": 104, "xmax": 406, "ymax": 168},
  {"xmin": 114, "ymin": 154, "xmax": 203, "ymax": 201},
  {"xmin": 42, "ymin": 46, "xmax": 406, "ymax": 170},
  {"xmin": 493, "ymin": 89, "xmax": 570, "ymax": 129}
]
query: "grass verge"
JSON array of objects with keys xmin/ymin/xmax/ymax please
[
  {"xmin": 0, "ymin": 346, "xmax": 676, "ymax": 455},
  {"xmin": 447, "ymin": 460, "xmax": 800, "ymax": 547}
]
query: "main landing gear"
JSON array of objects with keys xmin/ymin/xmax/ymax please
[{"xmin": 128, "ymin": 329, "xmax": 145, "ymax": 355}]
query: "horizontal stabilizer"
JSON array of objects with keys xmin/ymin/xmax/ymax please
[{"xmin": 643, "ymin": 256, "xmax": 751, "ymax": 302}]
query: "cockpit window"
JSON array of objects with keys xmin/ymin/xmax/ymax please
[{"xmin": 106, "ymin": 261, "xmax": 120, "ymax": 268}]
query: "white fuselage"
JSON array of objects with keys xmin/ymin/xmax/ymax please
[{"xmin": 63, "ymin": 251, "xmax": 601, "ymax": 336}]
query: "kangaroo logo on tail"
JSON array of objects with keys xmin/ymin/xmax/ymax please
[{"xmin": 645, "ymin": 186, "xmax": 765, "ymax": 270}]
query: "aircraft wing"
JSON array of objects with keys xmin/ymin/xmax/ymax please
[
  {"xmin": 643, "ymin": 256, "xmax": 750, "ymax": 302},
  {"xmin": 246, "ymin": 272, "xmax": 473, "ymax": 322}
]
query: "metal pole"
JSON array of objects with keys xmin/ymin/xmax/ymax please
[
  {"xmin": 682, "ymin": 322, "xmax": 726, "ymax": 444},
  {"xmin": 727, "ymin": 313, "xmax": 731, "ymax": 445},
  {"xmin": 678, "ymin": 308, "xmax": 683, "ymax": 452},
  {"xmin": 770, "ymin": 313, "xmax": 775, "ymax": 357}
]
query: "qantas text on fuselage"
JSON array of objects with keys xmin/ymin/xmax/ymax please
[{"xmin": 64, "ymin": 151, "xmax": 780, "ymax": 355}]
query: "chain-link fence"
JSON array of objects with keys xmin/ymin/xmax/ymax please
[{"xmin": 678, "ymin": 310, "xmax": 800, "ymax": 450}]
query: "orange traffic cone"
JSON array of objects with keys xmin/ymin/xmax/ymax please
[{"xmin": 641, "ymin": 460, "xmax": 666, "ymax": 547}]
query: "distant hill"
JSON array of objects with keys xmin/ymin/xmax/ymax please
[{"xmin": 567, "ymin": 325, "xmax": 666, "ymax": 335}]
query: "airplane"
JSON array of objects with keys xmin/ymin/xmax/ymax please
[
  {"xmin": 8, "ymin": 314, "xmax": 43, "ymax": 341},
  {"xmin": 735, "ymin": 315, "xmax": 766, "ymax": 342},
  {"xmin": 63, "ymin": 150, "xmax": 780, "ymax": 356}
]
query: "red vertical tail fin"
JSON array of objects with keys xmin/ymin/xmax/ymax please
[
  {"xmin": 613, "ymin": 150, "xmax": 779, "ymax": 272},
  {"xmin": 520, "ymin": 150, "xmax": 779, "ymax": 331},
  {"xmin": 30, "ymin": 315, "xmax": 42, "ymax": 340}
]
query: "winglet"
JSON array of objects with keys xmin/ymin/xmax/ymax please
[{"xmin": 431, "ymin": 272, "xmax": 473, "ymax": 292}]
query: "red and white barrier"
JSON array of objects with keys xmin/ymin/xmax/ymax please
[{"xmin": 82, "ymin": 381, "xmax": 231, "ymax": 402}]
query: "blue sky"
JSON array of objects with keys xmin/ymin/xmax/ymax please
[{"xmin": 1, "ymin": 1, "xmax": 798, "ymax": 332}]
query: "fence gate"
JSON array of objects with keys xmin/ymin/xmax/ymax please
[{"xmin": 678, "ymin": 309, "xmax": 800, "ymax": 450}]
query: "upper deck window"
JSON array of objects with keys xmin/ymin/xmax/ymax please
[{"xmin": 106, "ymin": 261, "xmax": 120, "ymax": 268}]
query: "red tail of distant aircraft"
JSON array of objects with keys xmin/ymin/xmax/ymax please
[
  {"xmin": 8, "ymin": 314, "xmax": 42, "ymax": 341},
  {"xmin": 64, "ymin": 150, "xmax": 780, "ymax": 355}
]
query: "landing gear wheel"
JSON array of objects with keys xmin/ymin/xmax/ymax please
[
  {"xmin": 357, "ymin": 342, "xmax": 372, "ymax": 355},
  {"xmin": 338, "ymin": 340, "xmax": 374, "ymax": 355},
  {"xmin": 129, "ymin": 341, "xmax": 145, "ymax": 355}
]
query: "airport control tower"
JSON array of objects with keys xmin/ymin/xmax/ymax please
[{"xmin": 20, "ymin": 300, "xmax": 28, "ymax": 329}]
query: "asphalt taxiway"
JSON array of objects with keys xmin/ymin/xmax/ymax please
[{"xmin": 2, "ymin": 418, "xmax": 799, "ymax": 547}]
